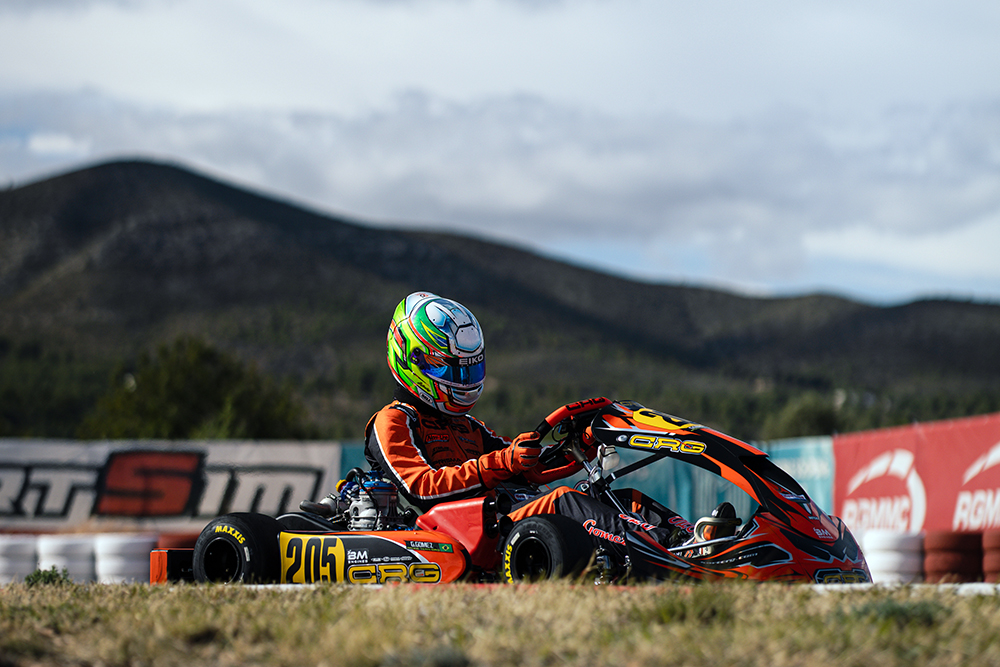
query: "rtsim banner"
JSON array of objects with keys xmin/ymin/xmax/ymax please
[
  {"xmin": 0, "ymin": 440, "xmax": 344, "ymax": 531},
  {"xmin": 833, "ymin": 413, "xmax": 1000, "ymax": 537}
]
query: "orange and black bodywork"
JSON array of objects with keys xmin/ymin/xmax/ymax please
[
  {"xmin": 277, "ymin": 530, "xmax": 468, "ymax": 584},
  {"xmin": 274, "ymin": 497, "xmax": 503, "ymax": 584},
  {"xmin": 150, "ymin": 493, "xmax": 504, "ymax": 585},
  {"xmin": 578, "ymin": 400, "xmax": 869, "ymax": 583},
  {"xmin": 153, "ymin": 398, "xmax": 868, "ymax": 586}
]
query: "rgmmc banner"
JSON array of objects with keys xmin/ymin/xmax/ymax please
[{"xmin": 833, "ymin": 413, "xmax": 1000, "ymax": 538}]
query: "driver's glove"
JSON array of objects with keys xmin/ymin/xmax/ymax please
[
  {"xmin": 500, "ymin": 431, "xmax": 542, "ymax": 474},
  {"xmin": 476, "ymin": 431, "xmax": 542, "ymax": 488}
]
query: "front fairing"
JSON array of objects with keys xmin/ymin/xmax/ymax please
[
  {"xmin": 585, "ymin": 401, "xmax": 870, "ymax": 583},
  {"xmin": 625, "ymin": 510, "xmax": 870, "ymax": 583}
]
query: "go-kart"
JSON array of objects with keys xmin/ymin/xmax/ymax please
[{"xmin": 151, "ymin": 398, "xmax": 869, "ymax": 585}]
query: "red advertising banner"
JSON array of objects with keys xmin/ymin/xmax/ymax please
[
  {"xmin": 0, "ymin": 440, "xmax": 343, "ymax": 531},
  {"xmin": 833, "ymin": 413, "xmax": 1000, "ymax": 537}
]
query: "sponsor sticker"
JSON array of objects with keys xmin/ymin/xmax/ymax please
[
  {"xmin": 631, "ymin": 408, "xmax": 702, "ymax": 432},
  {"xmin": 813, "ymin": 527, "xmax": 834, "ymax": 540},
  {"xmin": 619, "ymin": 513, "xmax": 657, "ymax": 532},
  {"xmin": 668, "ymin": 515, "xmax": 695, "ymax": 533},
  {"xmin": 583, "ymin": 519, "xmax": 625, "ymax": 545},
  {"xmin": 814, "ymin": 568, "xmax": 869, "ymax": 584},
  {"xmin": 628, "ymin": 434, "xmax": 706, "ymax": 455},
  {"xmin": 214, "ymin": 524, "xmax": 245, "ymax": 544},
  {"xmin": 405, "ymin": 540, "xmax": 454, "ymax": 553}
]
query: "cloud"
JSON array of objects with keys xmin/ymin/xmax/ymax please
[
  {"xmin": 3, "ymin": 1, "xmax": 998, "ymax": 123},
  {"xmin": 0, "ymin": 0, "xmax": 147, "ymax": 13},
  {"xmin": 27, "ymin": 132, "xmax": 92, "ymax": 156},
  {"xmin": 804, "ymin": 211, "xmax": 1000, "ymax": 281},
  {"xmin": 2, "ymin": 89, "xmax": 999, "ymax": 300}
]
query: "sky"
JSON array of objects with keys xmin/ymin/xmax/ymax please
[{"xmin": 1, "ymin": 0, "xmax": 999, "ymax": 305}]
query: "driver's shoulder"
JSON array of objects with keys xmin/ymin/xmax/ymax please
[{"xmin": 463, "ymin": 413, "xmax": 508, "ymax": 444}]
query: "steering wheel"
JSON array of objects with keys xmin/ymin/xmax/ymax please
[{"xmin": 533, "ymin": 397, "xmax": 613, "ymax": 464}]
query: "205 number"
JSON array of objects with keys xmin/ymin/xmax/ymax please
[
  {"xmin": 283, "ymin": 535, "xmax": 344, "ymax": 583},
  {"xmin": 280, "ymin": 535, "xmax": 443, "ymax": 584}
]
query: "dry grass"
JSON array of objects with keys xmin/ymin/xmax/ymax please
[{"xmin": 2, "ymin": 582, "xmax": 1000, "ymax": 667}]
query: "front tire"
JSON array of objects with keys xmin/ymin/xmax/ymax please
[
  {"xmin": 502, "ymin": 514, "xmax": 594, "ymax": 582},
  {"xmin": 193, "ymin": 513, "xmax": 282, "ymax": 583}
]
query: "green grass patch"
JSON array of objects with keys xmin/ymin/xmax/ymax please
[
  {"xmin": 2, "ymin": 583, "xmax": 1000, "ymax": 666},
  {"xmin": 22, "ymin": 566, "xmax": 74, "ymax": 588}
]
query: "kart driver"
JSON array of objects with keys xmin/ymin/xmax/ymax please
[{"xmin": 364, "ymin": 291, "xmax": 695, "ymax": 551}]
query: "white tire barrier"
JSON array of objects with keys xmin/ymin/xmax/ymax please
[
  {"xmin": 37, "ymin": 535, "xmax": 96, "ymax": 583},
  {"xmin": 3, "ymin": 533, "xmax": 162, "ymax": 584},
  {"xmin": 862, "ymin": 531, "xmax": 924, "ymax": 553},
  {"xmin": 864, "ymin": 551, "xmax": 924, "ymax": 579},
  {"xmin": 94, "ymin": 533, "xmax": 158, "ymax": 583},
  {"xmin": 863, "ymin": 530, "xmax": 924, "ymax": 584},
  {"xmin": 0, "ymin": 535, "xmax": 38, "ymax": 583}
]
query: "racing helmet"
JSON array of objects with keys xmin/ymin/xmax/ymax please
[{"xmin": 387, "ymin": 292, "xmax": 486, "ymax": 415}]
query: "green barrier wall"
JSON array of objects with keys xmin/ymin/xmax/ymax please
[{"xmin": 761, "ymin": 437, "xmax": 835, "ymax": 513}]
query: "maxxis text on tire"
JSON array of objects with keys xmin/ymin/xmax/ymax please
[
  {"xmin": 193, "ymin": 513, "xmax": 283, "ymax": 583},
  {"xmin": 502, "ymin": 514, "xmax": 594, "ymax": 583}
]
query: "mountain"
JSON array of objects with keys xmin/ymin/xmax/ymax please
[{"xmin": 2, "ymin": 159, "xmax": 999, "ymax": 438}]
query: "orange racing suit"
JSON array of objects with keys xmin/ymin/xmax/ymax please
[
  {"xmin": 364, "ymin": 388, "xmax": 693, "ymax": 549},
  {"xmin": 364, "ymin": 392, "xmax": 584, "ymax": 512}
]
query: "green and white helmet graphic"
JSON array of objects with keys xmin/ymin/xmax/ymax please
[{"xmin": 387, "ymin": 292, "xmax": 486, "ymax": 415}]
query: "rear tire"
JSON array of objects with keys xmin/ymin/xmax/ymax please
[
  {"xmin": 193, "ymin": 513, "xmax": 282, "ymax": 583},
  {"xmin": 502, "ymin": 514, "xmax": 594, "ymax": 582}
]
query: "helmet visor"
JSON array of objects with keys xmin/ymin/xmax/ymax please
[{"xmin": 412, "ymin": 350, "xmax": 485, "ymax": 388}]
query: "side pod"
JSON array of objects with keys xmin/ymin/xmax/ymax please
[{"xmin": 417, "ymin": 496, "xmax": 502, "ymax": 570}]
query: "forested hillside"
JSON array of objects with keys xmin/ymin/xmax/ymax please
[{"xmin": 2, "ymin": 160, "xmax": 998, "ymax": 439}]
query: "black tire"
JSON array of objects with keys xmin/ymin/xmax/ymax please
[
  {"xmin": 193, "ymin": 513, "xmax": 283, "ymax": 583},
  {"xmin": 502, "ymin": 514, "xmax": 595, "ymax": 582}
]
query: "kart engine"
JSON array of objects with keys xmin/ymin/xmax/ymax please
[
  {"xmin": 299, "ymin": 468, "xmax": 412, "ymax": 530},
  {"xmin": 338, "ymin": 469, "xmax": 411, "ymax": 531},
  {"xmin": 345, "ymin": 476, "xmax": 398, "ymax": 530}
]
